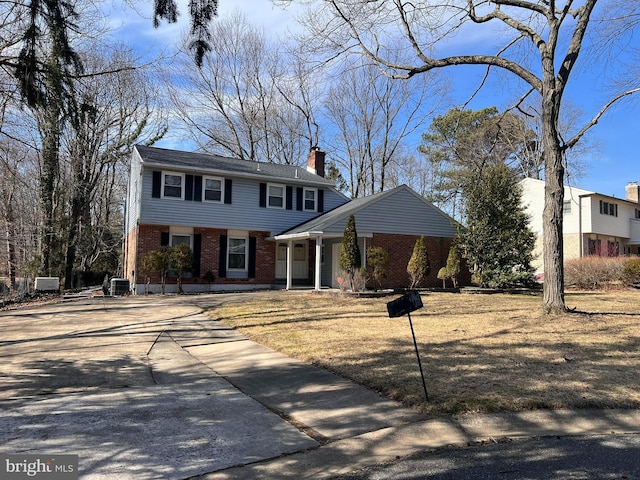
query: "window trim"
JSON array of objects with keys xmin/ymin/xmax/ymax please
[
  {"xmin": 227, "ymin": 235, "xmax": 248, "ymax": 271},
  {"xmin": 303, "ymin": 187, "xmax": 317, "ymax": 212},
  {"xmin": 267, "ymin": 183, "xmax": 285, "ymax": 209},
  {"xmin": 162, "ymin": 171, "xmax": 185, "ymax": 200},
  {"xmin": 203, "ymin": 175, "xmax": 224, "ymax": 203}
]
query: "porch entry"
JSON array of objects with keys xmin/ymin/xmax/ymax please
[{"xmin": 276, "ymin": 241, "xmax": 309, "ymax": 279}]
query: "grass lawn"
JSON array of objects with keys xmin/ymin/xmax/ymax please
[{"xmin": 207, "ymin": 289, "xmax": 640, "ymax": 416}]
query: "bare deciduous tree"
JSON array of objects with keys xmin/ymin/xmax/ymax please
[
  {"xmin": 168, "ymin": 10, "xmax": 319, "ymax": 164},
  {"xmin": 293, "ymin": 0, "xmax": 640, "ymax": 312},
  {"xmin": 324, "ymin": 57, "xmax": 446, "ymax": 198}
]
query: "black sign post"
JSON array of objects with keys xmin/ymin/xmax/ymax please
[{"xmin": 387, "ymin": 290, "xmax": 429, "ymax": 402}]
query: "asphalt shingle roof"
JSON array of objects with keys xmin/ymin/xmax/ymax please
[{"xmin": 134, "ymin": 145, "xmax": 335, "ymax": 187}]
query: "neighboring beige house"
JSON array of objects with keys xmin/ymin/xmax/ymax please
[{"xmin": 521, "ymin": 178, "xmax": 640, "ymax": 275}]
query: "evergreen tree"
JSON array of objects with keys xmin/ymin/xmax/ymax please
[
  {"xmin": 438, "ymin": 244, "xmax": 461, "ymax": 288},
  {"xmin": 459, "ymin": 164, "xmax": 535, "ymax": 288},
  {"xmin": 339, "ymin": 215, "xmax": 361, "ymax": 290},
  {"xmin": 366, "ymin": 246, "xmax": 389, "ymax": 290},
  {"xmin": 407, "ymin": 236, "xmax": 430, "ymax": 289}
]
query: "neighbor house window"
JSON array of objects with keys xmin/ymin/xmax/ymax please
[
  {"xmin": 228, "ymin": 237, "xmax": 247, "ymax": 270},
  {"xmin": 599, "ymin": 200, "xmax": 618, "ymax": 217},
  {"xmin": 635, "ymin": 209, "xmax": 640, "ymax": 220},
  {"xmin": 268, "ymin": 184, "xmax": 285, "ymax": 208},
  {"xmin": 563, "ymin": 200, "xmax": 572, "ymax": 214},
  {"xmin": 162, "ymin": 172, "xmax": 184, "ymax": 199},
  {"xmin": 203, "ymin": 176, "xmax": 223, "ymax": 202},
  {"xmin": 303, "ymin": 188, "xmax": 317, "ymax": 211}
]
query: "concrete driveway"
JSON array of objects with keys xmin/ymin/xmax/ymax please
[{"xmin": 0, "ymin": 293, "xmax": 319, "ymax": 479}]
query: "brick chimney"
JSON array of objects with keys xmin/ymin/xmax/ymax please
[
  {"xmin": 306, "ymin": 146, "xmax": 325, "ymax": 178},
  {"xmin": 626, "ymin": 182, "xmax": 639, "ymax": 203}
]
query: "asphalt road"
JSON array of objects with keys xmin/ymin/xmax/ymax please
[{"xmin": 336, "ymin": 434, "xmax": 640, "ymax": 480}]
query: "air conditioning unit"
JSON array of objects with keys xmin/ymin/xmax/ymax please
[
  {"xmin": 34, "ymin": 277, "xmax": 60, "ymax": 292},
  {"xmin": 110, "ymin": 278, "xmax": 130, "ymax": 296}
]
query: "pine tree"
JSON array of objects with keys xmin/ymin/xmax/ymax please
[
  {"xmin": 339, "ymin": 215, "xmax": 361, "ymax": 290},
  {"xmin": 459, "ymin": 164, "xmax": 535, "ymax": 288},
  {"xmin": 407, "ymin": 236, "xmax": 430, "ymax": 289}
]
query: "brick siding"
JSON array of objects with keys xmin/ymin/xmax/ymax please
[
  {"xmin": 131, "ymin": 224, "xmax": 275, "ymax": 287},
  {"xmin": 368, "ymin": 233, "xmax": 470, "ymax": 289}
]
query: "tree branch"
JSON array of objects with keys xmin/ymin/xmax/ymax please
[{"xmin": 565, "ymin": 87, "xmax": 640, "ymax": 149}]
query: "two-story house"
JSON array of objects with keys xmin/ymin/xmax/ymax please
[
  {"xmin": 123, "ymin": 145, "xmax": 466, "ymax": 293},
  {"xmin": 521, "ymin": 177, "xmax": 640, "ymax": 275}
]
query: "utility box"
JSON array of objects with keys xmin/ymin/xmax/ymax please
[
  {"xmin": 34, "ymin": 277, "xmax": 60, "ymax": 292},
  {"xmin": 110, "ymin": 278, "xmax": 130, "ymax": 296}
]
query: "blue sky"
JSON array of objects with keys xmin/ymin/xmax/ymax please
[{"xmin": 109, "ymin": 1, "xmax": 639, "ymax": 199}]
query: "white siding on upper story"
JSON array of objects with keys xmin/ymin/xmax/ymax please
[
  {"xmin": 588, "ymin": 195, "xmax": 636, "ymax": 238},
  {"xmin": 520, "ymin": 177, "xmax": 593, "ymax": 236},
  {"xmin": 137, "ymin": 167, "xmax": 347, "ymax": 235},
  {"xmin": 520, "ymin": 178, "xmax": 546, "ymax": 235},
  {"xmin": 521, "ymin": 177, "xmax": 640, "ymax": 242},
  {"xmin": 630, "ymin": 219, "xmax": 640, "ymax": 245}
]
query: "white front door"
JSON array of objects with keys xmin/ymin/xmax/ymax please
[
  {"xmin": 292, "ymin": 241, "xmax": 308, "ymax": 278},
  {"xmin": 276, "ymin": 241, "xmax": 308, "ymax": 279},
  {"xmin": 276, "ymin": 243, "xmax": 287, "ymax": 278}
]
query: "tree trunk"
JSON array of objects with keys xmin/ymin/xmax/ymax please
[
  {"xmin": 4, "ymin": 201, "xmax": 17, "ymax": 292},
  {"xmin": 541, "ymin": 75, "xmax": 567, "ymax": 312}
]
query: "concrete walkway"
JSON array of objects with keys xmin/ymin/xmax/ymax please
[{"xmin": 1, "ymin": 294, "xmax": 639, "ymax": 479}]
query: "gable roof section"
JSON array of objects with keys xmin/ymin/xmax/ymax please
[
  {"xmin": 274, "ymin": 185, "xmax": 459, "ymax": 239},
  {"xmin": 134, "ymin": 145, "xmax": 336, "ymax": 188}
]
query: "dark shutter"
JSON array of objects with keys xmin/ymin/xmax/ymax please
[
  {"xmin": 248, "ymin": 237, "xmax": 256, "ymax": 278},
  {"xmin": 219, "ymin": 235, "xmax": 227, "ymax": 278},
  {"xmin": 160, "ymin": 232, "xmax": 169, "ymax": 246},
  {"xmin": 286, "ymin": 186, "xmax": 293, "ymax": 210},
  {"xmin": 152, "ymin": 171, "xmax": 161, "ymax": 198},
  {"xmin": 296, "ymin": 187, "xmax": 303, "ymax": 211},
  {"xmin": 318, "ymin": 189, "xmax": 324, "ymax": 212},
  {"xmin": 194, "ymin": 176, "xmax": 203, "ymax": 202},
  {"xmin": 224, "ymin": 179, "xmax": 232, "ymax": 204},
  {"xmin": 259, "ymin": 183, "xmax": 267, "ymax": 208},
  {"xmin": 185, "ymin": 174, "xmax": 194, "ymax": 201},
  {"xmin": 193, "ymin": 234, "xmax": 202, "ymax": 277}
]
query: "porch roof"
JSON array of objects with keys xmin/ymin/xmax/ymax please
[{"xmin": 272, "ymin": 185, "xmax": 447, "ymax": 240}]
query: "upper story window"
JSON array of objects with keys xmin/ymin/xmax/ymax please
[
  {"xmin": 162, "ymin": 172, "xmax": 184, "ymax": 199},
  {"xmin": 635, "ymin": 209, "xmax": 640, "ymax": 220},
  {"xmin": 204, "ymin": 176, "xmax": 223, "ymax": 202},
  {"xmin": 563, "ymin": 200, "xmax": 572, "ymax": 214},
  {"xmin": 268, "ymin": 184, "xmax": 285, "ymax": 209},
  {"xmin": 303, "ymin": 188, "xmax": 317, "ymax": 212},
  {"xmin": 599, "ymin": 200, "xmax": 618, "ymax": 217}
]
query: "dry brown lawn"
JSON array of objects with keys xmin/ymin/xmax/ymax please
[{"xmin": 207, "ymin": 289, "xmax": 640, "ymax": 416}]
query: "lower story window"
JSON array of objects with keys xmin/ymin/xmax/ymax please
[
  {"xmin": 171, "ymin": 234, "xmax": 192, "ymax": 248},
  {"xmin": 228, "ymin": 237, "xmax": 247, "ymax": 270}
]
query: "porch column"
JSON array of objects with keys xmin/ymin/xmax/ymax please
[
  {"xmin": 314, "ymin": 236, "xmax": 322, "ymax": 291},
  {"xmin": 286, "ymin": 240, "xmax": 293, "ymax": 290}
]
